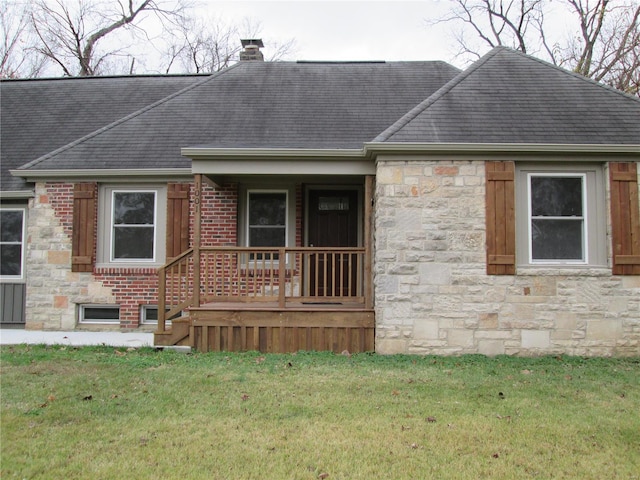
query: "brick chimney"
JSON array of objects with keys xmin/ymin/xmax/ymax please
[{"xmin": 240, "ymin": 39, "xmax": 264, "ymax": 61}]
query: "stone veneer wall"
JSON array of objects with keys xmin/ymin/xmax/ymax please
[{"xmin": 374, "ymin": 158, "xmax": 640, "ymax": 356}]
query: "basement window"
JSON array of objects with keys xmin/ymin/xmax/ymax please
[
  {"xmin": 79, "ymin": 305, "xmax": 120, "ymax": 324},
  {"xmin": 140, "ymin": 305, "xmax": 176, "ymax": 325}
]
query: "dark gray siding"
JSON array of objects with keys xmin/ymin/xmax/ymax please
[{"xmin": 1, "ymin": 283, "xmax": 26, "ymax": 326}]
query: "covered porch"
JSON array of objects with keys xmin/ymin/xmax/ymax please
[{"xmin": 154, "ymin": 174, "xmax": 375, "ymax": 353}]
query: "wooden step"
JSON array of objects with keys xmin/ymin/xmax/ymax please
[{"xmin": 154, "ymin": 318, "xmax": 191, "ymax": 346}]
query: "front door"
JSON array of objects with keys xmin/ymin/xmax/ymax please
[{"xmin": 307, "ymin": 189, "xmax": 358, "ymax": 297}]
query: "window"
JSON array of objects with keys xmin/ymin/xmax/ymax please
[
  {"xmin": 247, "ymin": 191, "xmax": 287, "ymax": 248},
  {"xmin": 97, "ymin": 186, "xmax": 167, "ymax": 265},
  {"xmin": 112, "ymin": 191, "xmax": 156, "ymax": 261},
  {"xmin": 529, "ymin": 174, "xmax": 585, "ymax": 261},
  {"xmin": 140, "ymin": 305, "xmax": 178, "ymax": 325},
  {"xmin": 79, "ymin": 305, "xmax": 120, "ymax": 324},
  {"xmin": 516, "ymin": 164, "xmax": 606, "ymax": 267},
  {"xmin": 0, "ymin": 208, "xmax": 26, "ymax": 280}
]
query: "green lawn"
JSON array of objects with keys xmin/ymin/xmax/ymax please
[{"xmin": 1, "ymin": 346, "xmax": 638, "ymax": 479}]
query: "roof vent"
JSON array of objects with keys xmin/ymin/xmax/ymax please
[{"xmin": 240, "ymin": 39, "xmax": 264, "ymax": 61}]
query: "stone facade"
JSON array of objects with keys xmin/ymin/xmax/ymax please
[{"xmin": 374, "ymin": 158, "xmax": 640, "ymax": 356}]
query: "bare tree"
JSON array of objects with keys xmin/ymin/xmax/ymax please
[
  {"xmin": 162, "ymin": 15, "xmax": 241, "ymax": 73},
  {"xmin": 436, "ymin": 0, "xmax": 640, "ymax": 96},
  {"xmin": 561, "ymin": 0, "xmax": 640, "ymax": 94},
  {"xmin": 1, "ymin": 1, "xmax": 47, "ymax": 78},
  {"xmin": 161, "ymin": 16, "xmax": 296, "ymax": 74},
  {"xmin": 29, "ymin": 0, "xmax": 190, "ymax": 76}
]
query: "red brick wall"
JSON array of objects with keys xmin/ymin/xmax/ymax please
[
  {"xmin": 199, "ymin": 183, "xmax": 238, "ymax": 246},
  {"xmin": 43, "ymin": 181, "xmax": 239, "ymax": 328},
  {"xmin": 44, "ymin": 183, "xmax": 75, "ymax": 236},
  {"xmin": 94, "ymin": 267, "xmax": 159, "ymax": 328},
  {"xmin": 43, "ymin": 180, "xmax": 305, "ymax": 328},
  {"xmin": 296, "ymin": 184, "xmax": 303, "ymax": 247}
]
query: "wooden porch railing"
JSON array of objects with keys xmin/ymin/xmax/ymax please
[{"xmin": 157, "ymin": 247, "xmax": 368, "ymax": 333}]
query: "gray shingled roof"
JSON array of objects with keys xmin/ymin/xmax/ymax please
[
  {"xmin": 14, "ymin": 61, "xmax": 461, "ymax": 172},
  {"xmin": 1, "ymin": 74, "xmax": 205, "ymax": 192},
  {"xmin": 376, "ymin": 47, "xmax": 640, "ymax": 144}
]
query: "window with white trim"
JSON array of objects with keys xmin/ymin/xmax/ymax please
[
  {"xmin": 112, "ymin": 191, "xmax": 156, "ymax": 261},
  {"xmin": 0, "ymin": 208, "xmax": 26, "ymax": 280},
  {"xmin": 79, "ymin": 305, "xmax": 120, "ymax": 324},
  {"xmin": 516, "ymin": 164, "xmax": 606, "ymax": 267},
  {"xmin": 140, "ymin": 305, "xmax": 179, "ymax": 325},
  {"xmin": 247, "ymin": 190, "xmax": 288, "ymax": 248},
  {"xmin": 97, "ymin": 186, "xmax": 167, "ymax": 265}
]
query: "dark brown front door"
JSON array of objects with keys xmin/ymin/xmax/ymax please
[{"xmin": 308, "ymin": 189, "xmax": 358, "ymax": 297}]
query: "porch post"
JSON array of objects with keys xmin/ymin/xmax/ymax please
[
  {"xmin": 364, "ymin": 175, "xmax": 374, "ymax": 309},
  {"xmin": 193, "ymin": 174, "xmax": 202, "ymax": 308}
]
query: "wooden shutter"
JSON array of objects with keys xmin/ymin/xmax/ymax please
[
  {"xmin": 485, "ymin": 161, "xmax": 516, "ymax": 275},
  {"xmin": 72, "ymin": 183, "xmax": 96, "ymax": 272},
  {"xmin": 166, "ymin": 183, "xmax": 190, "ymax": 259},
  {"xmin": 610, "ymin": 162, "xmax": 640, "ymax": 275}
]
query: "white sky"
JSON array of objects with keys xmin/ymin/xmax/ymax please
[{"xmin": 197, "ymin": 0, "xmax": 462, "ymax": 64}]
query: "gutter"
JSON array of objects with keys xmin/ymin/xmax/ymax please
[
  {"xmin": 10, "ymin": 168, "xmax": 193, "ymax": 181},
  {"xmin": 0, "ymin": 190, "xmax": 35, "ymax": 200},
  {"xmin": 364, "ymin": 142, "xmax": 640, "ymax": 158}
]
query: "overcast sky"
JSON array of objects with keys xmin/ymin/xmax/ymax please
[{"xmin": 198, "ymin": 1, "xmax": 462, "ymax": 65}]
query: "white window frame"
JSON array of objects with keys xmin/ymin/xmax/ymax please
[
  {"xmin": 0, "ymin": 207, "xmax": 26, "ymax": 281},
  {"xmin": 79, "ymin": 304, "xmax": 120, "ymax": 324},
  {"xmin": 140, "ymin": 305, "xmax": 177, "ymax": 325},
  {"xmin": 97, "ymin": 185, "xmax": 167, "ymax": 267},
  {"xmin": 110, "ymin": 189, "xmax": 158, "ymax": 262},
  {"xmin": 516, "ymin": 163, "xmax": 607, "ymax": 268},
  {"xmin": 245, "ymin": 189, "xmax": 289, "ymax": 249},
  {"xmin": 527, "ymin": 172, "xmax": 588, "ymax": 264}
]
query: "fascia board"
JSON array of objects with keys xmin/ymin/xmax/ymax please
[
  {"xmin": 0, "ymin": 190, "xmax": 35, "ymax": 200},
  {"xmin": 11, "ymin": 168, "xmax": 193, "ymax": 181},
  {"xmin": 191, "ymin": 158, "xmax": 375, "ymax": 176},
  {"xmin": 186, "ymin": 148, "xmax": 375, "ymax": 175},
  {"xmin": 365, "ymin": 142, "xmax": 640, "ymax": 159},
  {"xmin": 182, "ymin": 147, "xmax": 365, "ymax": 159}
]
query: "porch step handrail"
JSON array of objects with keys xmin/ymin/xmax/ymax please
[
  {"xmin": 157, "ymin": 248, "xmax": 194, "ymax": 333},
  {"xmin": 157, "ymin": 246, "xmax": 368, "ymax": 334}
]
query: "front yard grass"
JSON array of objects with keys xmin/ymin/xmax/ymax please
[{"xmin": 1, "ymin": 346, "xmax": 638, "ymax": 479}]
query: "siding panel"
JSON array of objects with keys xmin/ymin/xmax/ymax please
[{"xmin": 1, "ymin": 283, "xmax": 26, "ymax": 325}]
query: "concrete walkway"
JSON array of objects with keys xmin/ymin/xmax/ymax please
[{"xmin": 0, "ymin": 329, "xmax": 154, "ymax": 348}]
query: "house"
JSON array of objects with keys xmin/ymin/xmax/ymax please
[{"xmin": 1, "ymin": 44, "xmax": 638, "ymax": 356}]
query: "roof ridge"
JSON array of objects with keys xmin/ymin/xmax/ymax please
[
  {"xmin": 16, "ymin": 65, "xmax": 241, "ymax": 171},
  {"xmin": 373, "ymin": 48, "xmax": 503, "ymax": 143},
  {"xmin": 0, "ymin": 73, "xmax": 208, "ymax": 83}
]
